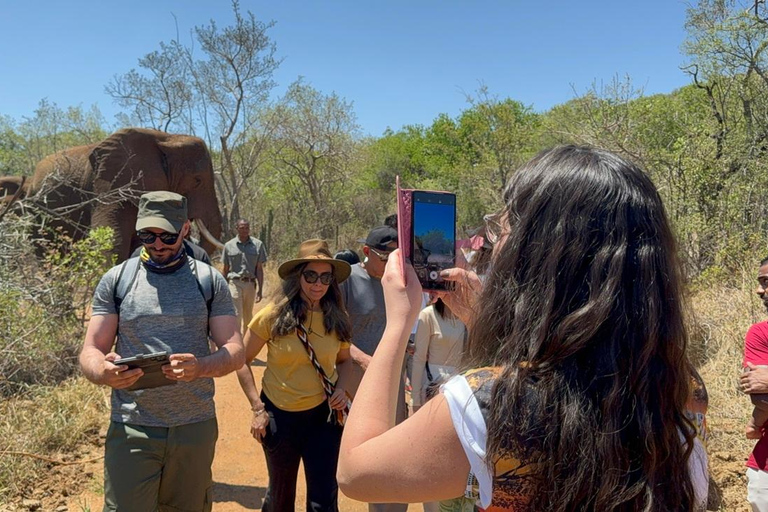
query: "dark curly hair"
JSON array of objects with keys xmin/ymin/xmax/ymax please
[{"xmin": 466, "ymin": 145, "xmax": 697, "ymax": 511}]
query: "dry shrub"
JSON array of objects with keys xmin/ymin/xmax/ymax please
[
  {"xmin": 0, "ymin": 378, "xmax": 108, "ymax": 503},
  {"xmin": 0, "ymin": 217, "xmax": 115, "ymax": 396},
  {"xmin": 689, "ymin": 268, "xmax": 763, "ymax": 511}
]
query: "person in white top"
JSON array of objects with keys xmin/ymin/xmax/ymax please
[
  {"xmin": 337, "ymin": 145, "xmax": 708, "ymax": 512},
  {"xmin": 411, "ymin": 298, "xmax": 465, "ymax": 413}
]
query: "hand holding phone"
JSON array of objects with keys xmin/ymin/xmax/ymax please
[
  {"xmin": 115, "ymin": 352, "xmax": 176, "ymax": 391},
  {"xmin": 381, "ymin": 248, "xmax": 424, "ymax": 337},
  {"xmin": 433, "ymin": 267, "xmax": 482, "ymax": 326},
  {"xmin": 103, "ymin": 352, "xmax": 144, "ymax": 390}
]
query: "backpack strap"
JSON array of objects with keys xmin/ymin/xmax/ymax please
[
  {"xmin": 114, "ymin": 257, "xmax": 141, "ymax": 314},
  {"xmin": 188, "ymin": 257, "xmax": 214, "ymax": 315}
]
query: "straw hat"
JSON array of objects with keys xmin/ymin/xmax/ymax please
[{"xmin": 277, "ymin": 239, "xmax": 352, "ymax": 283}]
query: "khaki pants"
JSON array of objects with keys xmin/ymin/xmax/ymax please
[
  {"xmin": 103, "ymin": 418, "xmax": 218, "ymax": 512},
  {"xmin": 229, "ymin": 279, "xmax": 256, "ymax": 333}
]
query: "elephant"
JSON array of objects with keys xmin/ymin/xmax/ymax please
[{"xmin": 2, "ymin": 128, "xmax": 224, "ymax": 261}]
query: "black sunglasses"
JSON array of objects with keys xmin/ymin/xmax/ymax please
[
  {"xmin": 302, "ymin": 270, "xmax": 334, "ymax": 285},
  {"xmin": 137, "ymin": 230, "xmax": 180, "ymax": 245}
]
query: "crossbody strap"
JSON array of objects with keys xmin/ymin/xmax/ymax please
[{"xmin": 296, "ymin": 323, "xmax": 350, "ymax": 425}]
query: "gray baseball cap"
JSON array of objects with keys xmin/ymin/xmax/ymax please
[{"xmin": 135, "ymin": 191, "xmax": 187, "ymax": 233}]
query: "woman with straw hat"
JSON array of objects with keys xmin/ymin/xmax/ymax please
[{"xmin": 235, "ymin": 239, "xmax": 353, "ymax": 512}]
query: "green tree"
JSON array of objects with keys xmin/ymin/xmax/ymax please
[
  {"xmin": 262, "ymin": 79, "xmax": 361, "ymax": 247},
  {"xmin": 0, "ymin": 100, "xmax": 106, "ymax": 176}
]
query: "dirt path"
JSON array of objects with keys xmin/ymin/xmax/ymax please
[{"xmin": 69, "ymin": 348, "xmax": 420, "ymax": 511}]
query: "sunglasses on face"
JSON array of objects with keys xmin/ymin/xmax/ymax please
[
  {"xmin": 137, "ymin": 230, "xmax": 181, "ymax": 245},
  {"xmin": 368, "ymin": 247, "xmax": 392, "ymax": 261},
  {"xmin": 302, "ymin": 270, "xmax": 334, "ymax": 285}
]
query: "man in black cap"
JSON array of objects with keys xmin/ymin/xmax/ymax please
[
  {"xmin": 340, "ymin": 225, "xmax": 408, "ymax": 512},
  {"xmin": 79, "ymin": 191, "xmax": 244, "ymax": 512}
]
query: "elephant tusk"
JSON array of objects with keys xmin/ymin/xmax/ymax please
[{"xmin": 195, "ymin": 218, "xmax": 225, "ymax": 250}]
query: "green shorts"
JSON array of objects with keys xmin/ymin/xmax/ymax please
[{"xmin": 103, "ymin": 417, "xmax": 218, "ymax": 512}]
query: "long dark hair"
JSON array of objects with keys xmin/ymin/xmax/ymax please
[
  {"xmin": 434, "ymin": 298, "xmax": 455, "ymax": 319},
  {"xmin": 467, "ymin": 146, "xmax": 696, "ymax": 511},
  {"xmin": 270, "ymin": 263, "xmax": 352, "ymax": 342}
]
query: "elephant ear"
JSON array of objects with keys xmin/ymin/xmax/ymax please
[{"xmin": 88, "ymin": 128, "xmax": 171, "ymax": 197}]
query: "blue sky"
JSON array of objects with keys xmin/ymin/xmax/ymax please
[{"xmin": 0, "ymin": 1, "xmax": 692, "ymax": 137}]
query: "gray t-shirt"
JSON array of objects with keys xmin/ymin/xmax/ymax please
[
  {"xmin": 222, "ymin": 236, "xmax": 267, "ymax": 279},
  {"xmin": 341, "ymin": 263, "xmax": 386, "ymax": 356},
  {"xmin": 91, "ymin": 260, "xmax": 235, "ymax": 427}
]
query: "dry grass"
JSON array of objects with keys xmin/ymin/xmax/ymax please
[
  {"xmin": 690, "ymin": 268, "xmax": 764, "ymax": 511},
  {"xmin": 0, "ymin": 378, "xmax": 108, "ymax": 505}
]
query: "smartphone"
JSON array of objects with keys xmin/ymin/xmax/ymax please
[
  {"xmin": 115, "ymin": 352, "xmax": 176, "ymax": 391},
  {"xmin": 410, "ymin": 191, "xmax": 457, "ymax": 290}
]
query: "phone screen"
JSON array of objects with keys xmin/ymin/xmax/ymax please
[{"xmin": 412, "ymin": 191, "xmax": 456, "ymax": 290}]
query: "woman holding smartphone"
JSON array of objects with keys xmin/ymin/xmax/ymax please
[
  {"xmin": 338, "ymin": 146, "xmax": 708, "ymax": 511},
  {"xmin": 236, "ymin": 239, "xmax": 353, "ymax": 512}
]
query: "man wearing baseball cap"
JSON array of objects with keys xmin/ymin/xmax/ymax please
[
  {"xmin": 79, "ymin": 191, "xmax": 244, "ymax": 512},
  {"xmin": 129, "ymin": 191, "xmax": 211, "ymax": 263},
  {"xmin": 341, "ymin": 224, "xmax": 408, "ymax": 512}
]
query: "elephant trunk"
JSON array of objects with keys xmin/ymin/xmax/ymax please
[{"xmin": 195, "ymin": 219, "xmax": 225, "ymax": 251}]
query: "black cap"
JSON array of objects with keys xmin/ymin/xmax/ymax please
[{"xmin": 359, "ymin": 226, "xmax": 398, "ymax": 251}]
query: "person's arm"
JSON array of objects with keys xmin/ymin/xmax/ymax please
[
  {"xmin": 236, "ymin": 327, "xmax": 270, "ymax": 441},
  {"xmin": 162, "ymin": 315, "xmax": 244, "ymax": 381},
  {"xmin": 411, "ymin": 315, "xmax": 430, "ymax": 411},
  {"xmin": 743, "ymin": 324, "xmax": 768, "ymax": 439},
  {"xmin": 744, "ymin": 364, "xmax": 768, "ymax": 438},
  {"xmin": 255, "ymin": 262, "xmax": 264, "ymax": 302},
  {"xmin": 79, "ymin": 314, "xmax": 144, "ymax": 389},
  {"xmin": 338, "ymin": 250, "xmax": 469, "ymax": 502},
  {"xmin": 221, "ymin": 246, "xmax": 230, "ymax": 281},
  {"xmin": 329, "ymin": 347, "xmax": 353, "ymax": 410},
  {"xmin": 749, "ymin": 401, "xmax": 768, "ymax": 439},
  {"xmin": 349, "ymin": 343, "xmax": 373, "ymax": 371}
]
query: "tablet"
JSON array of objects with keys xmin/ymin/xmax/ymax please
[{"xmin": 115, "ymin": 352, "xmax": 176, "ymax": 391}]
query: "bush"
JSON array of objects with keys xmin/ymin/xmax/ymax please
[{"xmin": 0, "ymin": 217, "xmax": 116, "ymax": 396}]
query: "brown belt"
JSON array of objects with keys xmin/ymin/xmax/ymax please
[{"xmin": 233, "ymin": 276, "xmax": 256, "ymax": 282}]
